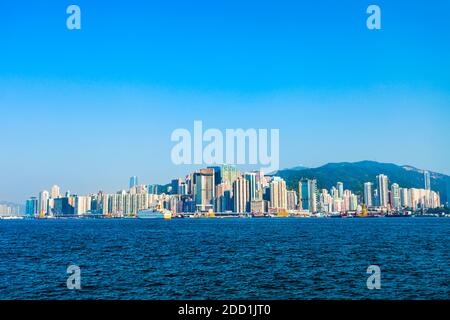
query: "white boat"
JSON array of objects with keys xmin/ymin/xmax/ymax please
[
  {"xmin": 0, "ymin": 216, "xmax": 24, "ymax": 220},
  {"xmin": 137, "ymin": 208, "xmax": 172, "ymax": 219}
]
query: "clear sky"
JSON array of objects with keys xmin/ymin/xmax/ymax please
[{"xmin": 1, "ymin": 0, "xmax": 449, "ymax": 203}]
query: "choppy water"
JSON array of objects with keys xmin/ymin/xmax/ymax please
[{"xmin": 0, "ymin": 218, "xmax": 448, "ymax": 299}]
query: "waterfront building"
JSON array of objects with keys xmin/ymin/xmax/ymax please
[
  {"xmin": 377, "ymin": 174, "xmax": 389, "ymax": 208},
  {"xmin": 400, "ymin": 188, "xmax": 409, "ymax": 208},
  {"xmin": 38, "ymin": 190, "xmax": 49, "ymax": 216},
  {"xmin": 244, "ymin": 172, "xmax": 257, "ymax": 202},
  {"xmin": 391, "ymin": 183, "xmax": 401, "ymax": 211},
  {"xmin": 298, "ymin": 179, "xmax": 317, "ymax": 213},
  {"xmin": 25, "ymin": 197, "xmax": 38, "ymax": 216},
  {"xmin": 215, "ymin": 182, "xmax": 232, "ymax": 212},
  {"xmin": 233, "ymin": 176, "xmax": 248, "ymax": 213},
  {"xmin": 74, "ymin": 195, "xmax": 91, "ymax": 215},
  {"xmin": 349, "ymin": 194, "xmax": 358, "ymax": 211},
  {"xmin": 363, "ymin": 182, "xmax": 373, "ymax": 207},
  {"xmin": 270, "ymin": 177, "xmax": 287, "ymax": 211},
  {"xmin": 193, "ymin": 168, "xmax": 215, "ymax": 212},
  {"xmin": 53, "ymin": 197, "xmax": 74, "ymax": 216},
  {"xmin": 287, "ymin": 190, "xmax": 298, "ymax": 211}
]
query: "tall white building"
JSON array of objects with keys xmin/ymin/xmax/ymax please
[
  {"xmin": 244, "ymin": 172, "xmax": 257, "ymax": 202},
  {"xmin": 377, "ymin": 174, "xmax": 389, "ymax": 208},
  {"xmin": 233, "ymin": 176, "xmax": 248, "ymax": 213},
  {"xmin": 363, "ymin": 182, "xmax": 373, "ymax": 207},
  {"xmin": 38, "ymin": 190, "xmax": 49, "ymax": 215},
  {"xmin": 270, "ymin": 177, "xmax": 287, "ymax": 211},
  {"xmin": 287, "ymin": 190, "xmax": 298, "ymax": 211},
  {"xmin": 75, "ymin": 196, "xmax": 91, "ymax": 215},
  {"xmin": 337, "ymin": 182, "xmax": 344, "ymax": 199},
  {"xmin": 424, "ymin": 171, "xmax": 431, "ymax": 190},
  {"xmin": 51, "ymin": 185, "xmax": 61, "ymax": 199},
  {"xmin": 391, "ymin": 183, "xmax": 401, "ymax": 211}
]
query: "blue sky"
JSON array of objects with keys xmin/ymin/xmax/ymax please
[{"xmin": 1, "ymin": 0, "xmax": 449, "ymax": 202}]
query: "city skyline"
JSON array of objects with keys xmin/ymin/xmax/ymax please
[
  {"xmin": 22, "ymin": 162, "xmax": 443, "ymax": 218},
  {"xmin": 2, "ymin": 159, "xmax": 448, "ymax": 205}
]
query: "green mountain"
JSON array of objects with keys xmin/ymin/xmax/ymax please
[{"xmin": 275, "ymin": 161, "xmax": 450, "ymax": 203}]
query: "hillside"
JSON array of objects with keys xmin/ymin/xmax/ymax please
[{"xmin": 275, "ymin": 161, "xmax": 450, "ymax": 203}]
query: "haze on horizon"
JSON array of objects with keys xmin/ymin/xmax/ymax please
[{"xmin": 1, "ymin": 0, "xmax": 449, "ymax": 203}]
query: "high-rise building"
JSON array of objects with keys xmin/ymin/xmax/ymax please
[
  {"xmin": 25, "ymin": 197, "xmax": 38, "ymax": 216},
  {"xmin": 376, "ymin": 174, "xmax": 389, "ymax": 208},
  {"xmin": 215, "ymin": 182, "xmax": 232, "ymax": 212},
  {"xmin": 233, "ymin": 176, "xmax": 248, "ymax": 213},
  {"xmin": 287, "ymin": 190, "xmax": 298, "ymax": 211},
  {"xmin": 193, "ymin": 168, "xmax": 215, "ymax": 212},
  {"xmin": 38, "ymin": 190, "xmax": 49, "ymax": 216},
  {"xmin": 179, "ymin": 182, "xmax": 187, "ymax": 195},
  {"xmin": 400, "ymin": 188, "xmax": 409, "ymax": 208},
  {"xmin": 221, "ymin": 164, "xmax": 238, "ymax": 186},
  {"xmin": 75, "ymin": 196, "xmax": 91, "ymax": 215},
  {"xmin": 391, "ymin": 183, "xmax": 401, "ymax": 211},
  {"xmin": 171, "ymin": 178, "xmax": 181, "ymax": 194},
  {"xmin": 424, "ymin": 170, "xmax": 431, "ymax": 190},
  {"xmin": 53, "ymin": 197, "xmax": 74, "ymax": 216},
  {"xmin": 244, "ymin": 172, "xmax": 257, "ymax": 202},
  {"xmin": 349, "ymin": 194, "xmax": 358, "ymax": 211},
  {"xmin": 129, "ymin": 176, "xmax": 139, "ymax": 189},
  {"xmin": 51, "ymin": 185, "xmax": 61, "ymax": 199},
  {"xmin": 270, "ymin": 177, "xmax": 287, "ymax": 211},
  {"xmin": 363, "ymin": 182, "xmax": 373, "ymax": 207},
  {"xmin": 298, "ymin": 179, "xmax": 317, "ymax": 213},
  {"xmin": 337, "ymin": 182, "xmax": 344, "ymax": 199},
  {"xmin": 148, "ymin": 184, "xmax": 159, "ymax": 195},
  {"xmin": 207, "ymin": 166, "xmax": 222, "ymax": 186}
]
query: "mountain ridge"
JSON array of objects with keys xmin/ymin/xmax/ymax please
[{"xmin": 275, "ymin": 161, "xmax": 450, "ymax": 203}]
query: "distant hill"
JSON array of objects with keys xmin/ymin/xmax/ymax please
[{"xmin": 274, "ymin": 161, "xmax": 450, "ymax": 203}]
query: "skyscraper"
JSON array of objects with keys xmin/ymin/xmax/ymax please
[
  {"xmin": 298, "ymin": 179, "xmax": 317, "ymax": 213},
  {"xmin": 129, "ymin": 176, "xmax": 139, "ymax": 189},
  {"xmin": 424, "ymin": 170, "xmax": 431, "ymax": 190},
  {"xmin": 215, "ymin": 182, "xmax": 232, "ymax": 212},
  {"xmin": 207, "ymin": 166, "xmax": 222, "ymax": 186},
  {"xmin": 171, "ymin": 178, "xmax": 181, "ymax": 194},
  {"xmin": 287, "ymin": 190, "xmax": 298, "ymax": 211},
  {"xmin": 221, "ymin": 164, "xmax": 238, "ymax": 186},
  {"xmin": 376, "ymin": 174, "xmax": 389, "ymax": 208},
  {"xmin": 38, "ymin": 190, "xmax": 49, "ymax": 216},
  {"xmin": 270, "ymin": 177, "xmax": 287, "ymax": 211},
  {"xmin": 337, "ymin": 182, "xmax": 344, "ymax": 199},
  {"xmin": 51, "ymin": 185, "xmax": 61, "ymax": 199},
  {"xmin": 391, "ymin": 183, "xmax": 401, "ymax": 211},
  {"xmin": 363, "ymin": 182, "xmax": 373, "ymax": 207},
  {"xmin": 233, "ymin": 176, "xmax": 248, "ymax": 213},
  {"xmin": 25, "ymin": 197, "xmax": 38, "ymax": 216},
  {"xmin": 193, "ymin": 168, "xmax": 215, "ymax": 212},
  {"xmin": 244, "ymin": 172, "xmax": 257, "ymax": 202}
]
